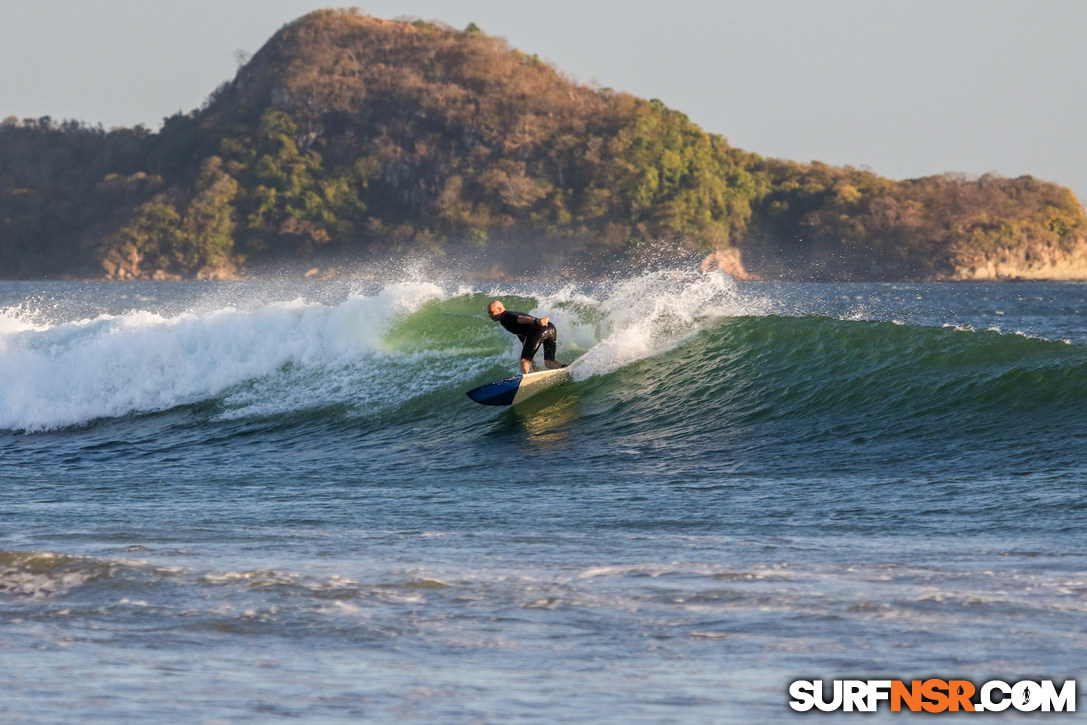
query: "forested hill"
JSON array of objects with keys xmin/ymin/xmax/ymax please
[{"xmin": 2, "ymin": 9, "xmax": 1085, "ymax": 281}]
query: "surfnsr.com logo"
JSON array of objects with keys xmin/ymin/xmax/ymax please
[{"xmin": 789, "ymin": 679, "xmax": 1077, "ymax": 713}]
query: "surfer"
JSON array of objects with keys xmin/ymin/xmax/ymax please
[{"xmin": 487, "ymin": 299, "xmax": 566, "ymax": 374}]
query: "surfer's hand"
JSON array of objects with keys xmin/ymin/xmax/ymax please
[{"xmin": 539, "ymin": 316, "xmax": 549, "ymax": 327}]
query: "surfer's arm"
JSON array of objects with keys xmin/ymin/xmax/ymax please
[{"xmin": 515, "ymin": 314, "xmax": 547, "ymax": 327}]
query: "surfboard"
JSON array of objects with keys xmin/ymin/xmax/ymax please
[{"xmin": 466, "ymin": 367, "xmax": 573, "ymax": 406}]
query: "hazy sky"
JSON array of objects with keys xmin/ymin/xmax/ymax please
[{"xmin": 3, "ymin": 0, "xmax": 1085, "ymax": 202}]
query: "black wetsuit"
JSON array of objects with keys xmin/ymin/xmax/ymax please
[{"xmin": 497, "ymin": 310, "xmax": 558, "ymax": 364}]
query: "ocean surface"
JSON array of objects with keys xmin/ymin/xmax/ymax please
[{"xmin": 1, "ymin": 271, "xmax": 1084, "ymax": 723}]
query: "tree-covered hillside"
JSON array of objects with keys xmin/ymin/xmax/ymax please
[{"xmin": 1, "ymin": 9, "xmax": 1084, "ymax": 280}]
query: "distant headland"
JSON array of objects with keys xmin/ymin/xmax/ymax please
[{"xmin": 2, "ymin": 9, "xmax": 1085, "ymax": 282}]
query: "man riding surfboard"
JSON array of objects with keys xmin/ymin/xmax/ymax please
[{"xmin": 487, "ymin": 299, "xmax": 567, "ymax": 374}]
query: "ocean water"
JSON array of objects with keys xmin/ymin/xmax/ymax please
[{"xmin": 1, "ymin": 271, "xmax": 1084, "ymax": 723}]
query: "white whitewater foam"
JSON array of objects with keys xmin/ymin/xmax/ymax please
[
  {"xmin": 0, "ymin": 282, "xmax": 447, "ymax": 431},
  {"xmin": 540, "ymin": 270, "xmax": 757, "ymax": 379}
]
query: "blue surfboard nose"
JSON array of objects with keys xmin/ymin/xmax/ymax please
[{"xmin": 466, "ymin": 375, "xmax": 522, "ymax": 406}]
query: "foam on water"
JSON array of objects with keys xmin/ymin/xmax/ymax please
[
  {"xmin": 0, "ymin": 282, "xmax": 452, "ymax": 431},
  {"xmin": 0, "ymin": 271, "xmax": 755, "ymax": 431}
]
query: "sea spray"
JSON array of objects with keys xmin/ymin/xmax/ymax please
[{"xmin": 537, "ymin": 270, "xmax": 755, "ymax": 379}]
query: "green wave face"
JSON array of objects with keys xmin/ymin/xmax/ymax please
[{"xmin": 559, "ymin": 313, "xmax": 1087, "ymax": 481}]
